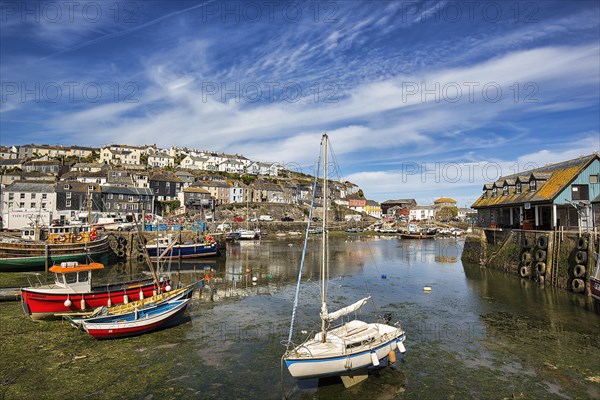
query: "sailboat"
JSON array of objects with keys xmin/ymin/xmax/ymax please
[{"xmin": 283, "ymin": 134, "xmax": 406, "ymax": 387}]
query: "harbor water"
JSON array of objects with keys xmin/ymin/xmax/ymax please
[{"xmin": 0, "ymin": 236, "xmax": 599, "ymax": 399}]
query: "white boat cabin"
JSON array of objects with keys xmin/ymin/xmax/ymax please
[{"xmin": 48, "ymin": 262, "xmax": 104, "ymax": 293}]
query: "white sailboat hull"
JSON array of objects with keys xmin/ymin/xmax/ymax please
[{"xmin": 284, "ymin": 321, "xmax": 406, "ymax": 380}]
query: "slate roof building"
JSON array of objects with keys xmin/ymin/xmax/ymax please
[{"xmin": 472, "ymin": 154, "xmax": 600, "ymax": 230}]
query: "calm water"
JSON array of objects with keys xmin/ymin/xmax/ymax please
[{"xmin": 2, "ymin": 236, "xmax": 599, "ymax": 399}]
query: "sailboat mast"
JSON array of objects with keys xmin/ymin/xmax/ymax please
[{"xmin": 321, "ymin": 134, "xmax": 328, "ymax": 342}]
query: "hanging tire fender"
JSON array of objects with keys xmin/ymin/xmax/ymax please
[
  {"xmin": 537, "ymin": 235, "xmax": 548, "ymax": 250},
  {"xmin": 575, "ymin": 251, "xmax": 587, "ymax": 264},
  {"xmin": 576, "ymin": 237, "xmax": 588, "ymax": 250},
  {"xmin": 573, "ymin": 264, "xmax": 586, "ymax": 278},
  {"xmin": 535, "ymin": 262, "xmax": 546, "ymax": 275},
  {"xmin": 535, "ymin": 249, "xmax": 547, "ymax": 262},
  {"xmin": 571, "ymin": 278, "xmax": 585, "ymax": 293}
]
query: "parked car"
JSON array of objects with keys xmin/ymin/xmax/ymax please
[
  {"xmin": 233, "ymin": 216, "xmax": 244, "ymax": 222},
  {"xmin": 281, "ymin": 216, "xmax": 294, "ymax": 222},
  {"xmin": 259, "ymin": 215, "xmax": 273, "ymax": 221}
]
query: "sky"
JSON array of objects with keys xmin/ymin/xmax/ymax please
[{"xmin": 1, "ymin": 0, "xmax": 599, "ymax": 207}]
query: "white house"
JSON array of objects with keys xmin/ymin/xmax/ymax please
[
  {"xmin": 409, "ymin": 205, "xmax": 436, "ymax": 221},
  {"xmin": 99, "ymin": 146, "xmax": 142, "ymax": 165},
  {"xmin": 148, "ymin": 152, "xmax": 175, "ymax": 168}
]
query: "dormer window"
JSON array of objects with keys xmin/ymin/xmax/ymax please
[
  {"xmin": 63, "ymin": 184, "xmax": 69, "ymax": 190},
  {"xmin": 492, "ymin": 188, "xmax": 497, "ymax": 197},
  {"xmin": 483, "ymin": 191, "xmax": 488, "ymax": 199},
  {"xmin": 530, "ymin": 180, "xmax": 536, "ymax": 192},
  {"xmin": 503, "ymin": 185, "xmax": 509, "ymax": 195},
  {"xmin": 516, "ymin": 183, "xmax": 522, "ymax": 194}
]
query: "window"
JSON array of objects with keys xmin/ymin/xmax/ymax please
[
  {"xmin": 529, "ymin": 180, "xmax": 536, "ymax": 192},
  {"xmin": 66, "ymin": 200, "xmax": 71, "ymax": 207},
  {"xmin": 155, "ymin": 188, "xmax": 159, "ymax": 194},
  {"xmin": 31, "ymin": 193, "xmax": 36, "ymax": 199},
  {"xmin": 503, "ymin": 186, "xmax": 508, "ymax": 195},
  {"xmin": 119, "ymin": 194, "xmax": 124, "ymax": 200},
  {"xmin": 109, "ymin": 193, "xmax": 113, "ymax": 199},
  {"xmin": 166, "ymin": 182, "xmax": 170, "ymax": 188},
  {"xmin": 42, "ymin": 194, "xmax": 47, "ymax": 199},
  {"xmin": 8, "ymin": 193, "xmax": 13, "ymax": 200},
  {"xmin": 128, "ymin": 196, "xmax": 133, "ymax": 202},
  {"xmin": 66, "ymin": 192, "xmax": 71, "ymax": 199},
  {"xmin": 20, "ymin": 193, "xmax": 25, "ymax": 199},
  {"xmin": 30, "ymin": 203, "xmax": 35, "ymax": 208},
  {"xmin": 492, "ymin": 188, "xmax": 497, "ymax": 198},
  {"xmin": 63, "ymin": 184, "xmax": 69, "ymax": 190},
  {"xmin": 19, "ymin": 202, "xmax": 25, "ymax": 207},
  {"xmin": 591, "ymin": 175, "xmax": 599, "ymax": 184},
  {"xmin": 516, "ymin": 183, "xmax": 522, "ymax": 194},
  {"xmin": 572, "ymin": 184, "xmax": 589, "ymax": 201},
  {"xmin": 88, "ymin": 185, "xmax": 94, "ymax": 191},
  {"xmin": 41, "ymin": 203, "xmax": 46, "ymax": 208}
]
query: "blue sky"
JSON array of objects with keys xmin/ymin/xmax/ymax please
[{"xmin": 1, "ymin": 0, "xmax": 599, "ymax": 206}]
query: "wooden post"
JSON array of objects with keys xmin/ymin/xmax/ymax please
[{"xmin": 44, "ymin": 244, "xmax": 49, "ymax": 272}]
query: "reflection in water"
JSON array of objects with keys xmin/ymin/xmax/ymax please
[{"xmin": 103, "ymin": 236, "xmax": 598, "ymax": 399}]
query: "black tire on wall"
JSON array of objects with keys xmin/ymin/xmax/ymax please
[
  {"xmin": 535, "ymin": 249, "xmax": 547, "ymax": 262},
  {"xmin": 535, "ymin": 262, "xmax": 546, "ymax": 275},
  {"xmin": 520, "ymin": 266, "xmax": 532, "ymax": 278},
  {"xmin": 576, "ymin": 237, "xmax": 588, "ymax": 250},
  {"xmin": 571, "ymin": 278, "xmax": 585, "ymax": 293},
  {"xmin": 573, "ymin": 264, "xmax": 586, "ymax": 278},
  {"xmin": 116, "ymin": 250, "xmax": 126, "ymax": 258},
  {"xmin": 575, "ymin": 251, "xmax": 587, "ymax": 264},
  {"xmin": 521, "ymin": 252, "xmax": 532, "ymax": 263},
  {"xmin": 537, "ymin": 235, "xmax": 548, "ymax": 250},
  {"xmin": 523, "ymin": 237, "xmax": 533, "ymax": 249}
]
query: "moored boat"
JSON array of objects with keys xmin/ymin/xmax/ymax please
[
  {"xmin": 283, "ymin": 134, "xmax": 406, "ymax": 387},
  {"xmin": 0, "ymin": 224, "xmax": 109, "ymax": 271},
  {"xmin": 81, "ymin": 299, "xmax": 190, "ymax": 339},
  {"xmin": 20, "ymin": 261, "xmax": 169, "ymax": 320},
  {"xmin": 145, "ymin": 234, "xmax": 218, "ymax": 259}
]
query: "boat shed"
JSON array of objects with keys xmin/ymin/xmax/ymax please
[{"xmin": 472, "ymin": 154, "xmax": 600, "ymax": 230}]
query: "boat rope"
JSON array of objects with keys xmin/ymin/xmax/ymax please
[{"xmin": 285, "ymin": 144, "xmax": 322, "ymax": 348}]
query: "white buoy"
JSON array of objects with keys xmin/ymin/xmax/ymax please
[
  {"xmin": 107, "ymin": 297, "xmax": 112, "ymax": 307},
  {"xmin": 423, "ymin": 286, "xmax": 432, "ymax": 292},
  {"xmin": 252, "ymin": 276, "xmax": 258, "ymax": 282},
  {"xmin": 139, "ymin": 290, "xmax": 144, "ymax": 300},
  {"xmin": 64, "ymin": 298, "xmax": 72, "ymax": 307},
  {"xmin": 80, "ymin": 298, "xmax": 86, "ymax": 310},
  {"xmin": 123, "ymin": 294, "xmax": 129, "ymax": 304},
  {"xmin": 165, "ymin": 285, "xmax": 171, "ymax": 292},
  {"xmin": 370, "ymin": 351, "xmax": 380, "ymax": 366}
]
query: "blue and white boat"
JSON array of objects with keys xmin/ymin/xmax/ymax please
[
  {"xmin": 283, "ymin": 134, "xmax": 406, "ymax": 387},
  {"xmin": 145, "ymin": 234, "xmax": 218, "ymax": 259},
  {"xmin": 81, "ymin": 299, "xmax": 190, "ymax": 339}
]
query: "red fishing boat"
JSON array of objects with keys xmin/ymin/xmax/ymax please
[{"xmin": 21, "ymin": 261, "xmax": 170, "ymax": 321}]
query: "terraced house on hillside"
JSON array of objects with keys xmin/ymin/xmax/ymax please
[{"xmin": 472, "ymin": 154, "xmax": 600, "ymax": 230}]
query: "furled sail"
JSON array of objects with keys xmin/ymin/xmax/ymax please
[{"xmin": 322, "ymin": 296, "xmax": 371, "ymax": 322}]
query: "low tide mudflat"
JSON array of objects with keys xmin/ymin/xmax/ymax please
[{"xmin": 1, "ymin": 237, "xmax": 599, "ymax": 399}]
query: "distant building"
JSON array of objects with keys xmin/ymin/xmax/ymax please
[
  {"xmin": 409, "ymin": 205, "xmax": 436, "ymax": 221},
  {"xmin": 381, "ymin": 199, "xmax": 417, "ymax": 215},
  {"xmin": 433, "ymin": 197, "xmax": 457, "ymax": 208}
]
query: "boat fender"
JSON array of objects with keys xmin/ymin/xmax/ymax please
[
  {"xmin": 535, "ymin": 262, "xmax": 546, "ymax": 275},
  {"xmin": 76, "ymin": 235, "xmax": 83, "ymax": 241},
  {"xmin": 397, "ymin": 340, "xmax": 406, "ymax": 354},
  {"xmin": 571, "ymin": 278, "xmax": 585, "ymax": 293},
  {"xmin": 64, "ymin": 298, "xmax": 72, "ymax": 307},
  {"xmin": 165, "ymin": 285, "xmax": 171, "ymax": 292},
  {"xmin": 537, "ymin": 235, "xmax": 548, "ymax": 250},
  {"xmin": 252, "ymin": 276, "xmax": 258, "ymax": 282},
  {"xmin": 107, "ymin": 297, "xmax": 112, "ymax": 307},
  {"xmin": 388, "ymin": 350, "xmax": 397, "ymax": 364},
  {"xmin": 577, "ymin": 237, "xmax": 588, "ymax": 250},
  {"xmin": 123, "ymin": 294, "xmax": 129, "ymax": 304},
  {"xmin": 370, "ymin": 351, "xmax": 380, "ymax": 367},
  {"xmin": 519, "ymin": 266, "xmax": 532, "ymax": 278},
  {"xmin": 139, "ymin": 290, "xmax": 144, "ymax": 300},
  {"xmin": 246, "ymin": 268, "xmax": 251, "ymax": 273},
  {"xmin": 575, "ymin": 251, "xmax": 587, "ymax": 264},
  {"xmin": 80, "ymin": 298, "xmax": 86, "ymax": 310},
  {"xmin": 153, "ymin": 289, "xmax": 157, "ymax": 296},
  {"xmin": 535, "ymin": 249, "xmax": 547, "ymax": 262},
  {"xmin": 58, "ymin": 235, "xmax": 66, "ymax": 242},
  {"xmin": 574, "ymin": 264, "xmax": 586, "ymax": 278}
]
